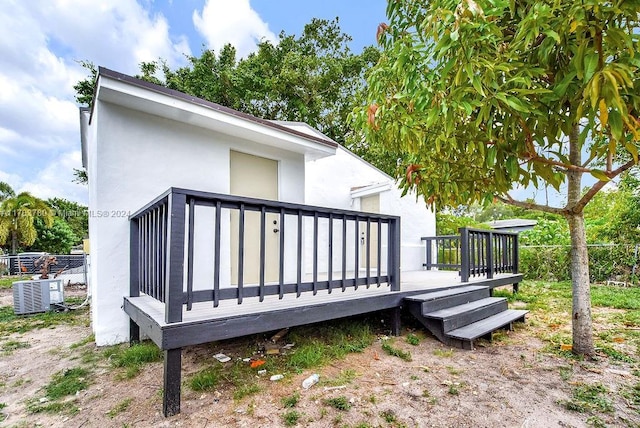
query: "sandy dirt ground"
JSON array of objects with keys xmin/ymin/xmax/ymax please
[{"xmin": 0, "ymin": 286, "xmax": 638, "ymax": 428}]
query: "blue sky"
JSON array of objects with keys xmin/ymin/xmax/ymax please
[{"xmin": 0, "ymin": 0, "xmax": 387, "ymax": 205}]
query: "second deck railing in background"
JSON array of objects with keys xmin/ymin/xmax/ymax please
[{"xmin": 422, "ymin": 227, "xmax": 519, "ymax": 282}]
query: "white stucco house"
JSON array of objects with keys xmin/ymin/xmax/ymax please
[{"xmin": 80, "ymin": 68, "xmax": 435, "ymax": 346}]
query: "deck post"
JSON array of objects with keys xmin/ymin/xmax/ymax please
[
  {"xmin": 129, "ymin": 217, "xmax": 141, "ymax": 346},
  {"xmin": 390, "ymin": 307, "xmax": 401, "ymax": 336},
  {"xmin": 459, "ymin": 227, "xmax": 470, "ymax": 282},
  {"xmin": 129, "ymin": 320, "xmax": 140, "ymax": 345},
  {"xmin": 165, "ymin": 191, "xmax": 186, "ymax": 324},
  {"xmin": 424, "ymin": 237, "xmax": 432, "ymax": 270},
  {"xmin": 512, "ymin": 233, "xmax": 519, "ymax": 293},
  {"xmin": 163, "ymin": 348, "xmax": 182, "ymax": 417},
  {"xmin": 387, "ymin": 217, "xmax": 401, "ymax": 291},
  {"xmin": 486, "ymin": 231, "xmax": 494, "ymax": 279}
]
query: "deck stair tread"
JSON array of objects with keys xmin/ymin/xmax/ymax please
[
  {"xmin": 446, "ymin": 309, "xmax": 528, "ymax": 341},
  {"xmin": 404, "ymin": 286, "xmax": 488, "ymax": 302},
  {"xmin": 424, "ymin": 297, "xmax": 506, "ymax": 319}
]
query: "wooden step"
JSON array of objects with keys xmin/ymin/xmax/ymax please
[
  {"xmin": 424, "ymin": 297, "xmax": 508, "ymax": 332},
  {"xmin": 404, "ymin": 286, "xmax": 490, "ymax": 313},
  {"xmin": 446, "ymin": 309, "xmax": 528, "ymax": 342}
]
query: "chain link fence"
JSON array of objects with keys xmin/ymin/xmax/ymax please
[{"xmin": 0, "ymin": 254, "xmax": 88, "ymax": 285}]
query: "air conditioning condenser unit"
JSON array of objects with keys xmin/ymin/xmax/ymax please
[{"xmin": 13, "ymin": 279, "xmax": 64, "ymax": 315}]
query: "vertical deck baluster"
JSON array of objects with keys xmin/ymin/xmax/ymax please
[
  {"xmin": 213, "ymin": 201, "xmax": 221, "ymax": 307},
  {"xmin": 238, "ymin": 204, "xmax": 245, "ymax": 304},
  {"xmin": 150, "ymin": 209, "xmax": 155, "ymax": 299},
  {"xmin": 328, "ymin": 213, "xmax": 333, "ymax": 294},
  {"xmin": 144, "ymin": 214, "xmax": 149, "ymax": 296},
  {"xmin": 296, "ymin": 211, "xmax": 302, "ymax": 297},
  {"xmin": 138, "ymin": 216, "xmax": 143, "ymax": 295},
  {"xmin": 259, "ymin": 206, "xmax": 266, "ymax": 302},
  {"xmin": 342, "ymin": 215, "xmax": 347, "ymax": 291},
  {"xmin": 186, "ymin": 199, "xmax": 195, "ymax": 310},
  {"xmin": 366, "ymin": 218, "xmax": 371, "ymax": 288},
  {"xmin": 161, "ymin": 203, "xmax": 167, "ymax": 302},
  {"xmin": 278, "ymin": 208, "xmax": 285, "ymax": 299},
  {"xmin": 377, "ymin": 220, "xmax": 382, "ymax": 287},
  {"xmin": 354, "ymin": 217, "xmax": 359, "ymax": 290},
  {"xmin": 312, "ymin": 212, "xmax": 318, "ymax": 295},
  {"xmin": 156, "ymin": 207, "xmax": 162, "ymax": 300}
]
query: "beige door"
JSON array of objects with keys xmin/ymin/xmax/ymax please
[
  {"xmin": 230, "ymin": 151, "xmax": 279, "ymax": 285},
  {"xmin": 360, "ymin": 194, "xmax": 380, "ymax": 270}
]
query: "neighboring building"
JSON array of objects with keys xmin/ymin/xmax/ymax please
[
  {"xmin": 488, "ymin": 219, "xmax": 537, "ymax": 233},
  {"xmin": 79, "ymin": 68, "xmax": 435, "ymax": 345}
]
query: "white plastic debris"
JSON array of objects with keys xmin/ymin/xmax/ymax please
[
  {"xmin": 270, "ymin": 374, "xmax": 284, "ymax": 381},
  {"xmin": 214, "ymin": 353, "xmax": 231, "ymax": 363}
]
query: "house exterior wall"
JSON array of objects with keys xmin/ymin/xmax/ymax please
[
  {"xmin": 305, "ymin": 146, "xmax": 436, "ymax": 272},
  {"xmin": 85, "ymin": 102, "xmax": 306, "ymax": 345}
]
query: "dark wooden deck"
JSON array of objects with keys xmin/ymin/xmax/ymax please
[
  {"xmin": 125, "ymin": 188, "xmax": 522, "ymax": 416},
  {"xmin": 124, "ymin": 270, "xmax": 522, "ymax": 349}
]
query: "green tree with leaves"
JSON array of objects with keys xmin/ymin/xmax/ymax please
[
  {"xmin": 46, "ymin": 198, "xmax": 88, "ymax": 244},
  {"xmin": 0, "ymin": 183, "xmax": 54, "ymax": 254},
  {"xmin": 357, "ymin": 0, "xmax": 640, "ymax": 355},
  {"xmin": 76, "ymin": 18, "xmax": 380, "ymax": 149},
  {"xmin": 29, "ymin": 217, "xmax": 78, "ymax": 254}
]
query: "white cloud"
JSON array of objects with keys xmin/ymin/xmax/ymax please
[
  {"xmin": 0, "ymin": 0, "xmax": 194, "ymax": 207},
  {"xmin": 20, "ymin": 151, "xmax": 87, "ymax": 204},
  {"xmin": 193, "ymin": 0, "xmax": 277, "ymax": 58}
]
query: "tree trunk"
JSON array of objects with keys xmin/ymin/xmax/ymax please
[
  {"xmin": 566, "ymin": 212, "xmax": 594, "ymax": 355},
  {"xmin": 565, "ymin": 123, "xmax": 594, "ymax": 356},
  {"xmin": 11, "ymin": 231, "xmax": 17, "ymax": 255}
]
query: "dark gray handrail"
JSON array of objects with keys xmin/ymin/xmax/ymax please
[
  {"xmin": 422, "ymin": 227, "xmax": 519, "ymax": 282},
  {"xmin": 130, "ymin": 188, "xmax": 401, "ymax": 323}
]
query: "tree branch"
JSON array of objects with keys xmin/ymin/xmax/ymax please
[
  {"xmin": 530, "ymin": 154, "xmax": 593, "ymax": 173},
  {"xmin": 572, "ymin": 159, "xmax": 637, "ymax": 213},
  {"xmin": 496, "ymin": 194, "xmax": 565, "ymax": 215}
]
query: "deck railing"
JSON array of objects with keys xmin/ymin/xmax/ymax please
[
  {"xmin": 422, "ymin": 227, "xmax": 518, "ymax": 282},
  {"xmin": 130, "ymin": 188, "xmax": 401, "ymax": 324}
]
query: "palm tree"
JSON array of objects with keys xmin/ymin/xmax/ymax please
[{"xmin": 0, "ymin": 183, "xmax": 53, "ymax": 254}]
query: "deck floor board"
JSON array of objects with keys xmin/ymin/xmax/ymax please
[{"xmin": 126, "ymin": 271, "xmax": 521, "ymax": 328}]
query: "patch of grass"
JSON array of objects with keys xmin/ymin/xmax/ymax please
[
  {"xmin": 586, "ymin": 416, "xmax": 606, "ymax": 428},
  {"xmin": 405, "ymin": 333, "xmax": 420, "ymax": 346},
  {"xmin": 285, "ymin": 318, "xmax": 375, "ymax": 372},
  {"xmin": 559, "ymin": 366, "xmax": 573, "ymax": 381},
  {"xmin": 189, "ymin": 365, "xmax": 222, "ymax": 391},
  {"xmin": 0, "ymin": 305, "xmax": 89, "ymax": 334},
  {"xmin": 597, "ymin": 345, "xmax": 635, "ymax": 363},
  {"xmin": 233, "ymin": 383, "xmax": 260, "ymax": 400},
  {"xmin": 381, "ymin": 340, "xmax": 412, "ymax": 362},
  {"xmin": 107, "ymin": 397, "xmax": 132, "ymax": 418},
  {"xmin": 324, "ymin": 369, "xmax": 357, "ymax": 386},
  {"xmin": 27, "ymin": 400, "xmax": 79, "ymax": 415},
  {"xmin": 69, "ymin": 334, "xmax": 95, "ymax": 349},
  {"xmin": 446, "ymin": 366, "xmax": 462, "ymax": 376},
  {"xmin": 1, "ymin": 339, "xmax": 30, "ymax": 354},
  {"xmin": 561, "ymin": 383, "xmax": 613, "ymax": 414},
  {"xmin": 448, "ymin": 384, "xmax": 460, "ymax": 395},
  {"xmin": 432, "ymin": 348, "xmax": 454, "ymax": 358},
  {"xmin": 108, "ymin": 342, "xmax": 162, "ymax": 379},
  {"xmin": 323, "ymin": 395, "xmax": 351, "ymax": 411},
  {"xmin": 282, "ymin": 410, "xmax": 301, "ymax": 426},
  {"xmin": 282, "ymin": 392, "xmax": 300, "ymax": 408},
  {"xmin": 286, "ymin": 340, "xmax": 327, "ymax": 370},
  {"xmin": 0, "ymin": 276, "xmax": 30, "ymax": 289},
  {"xmin": 380, "ymin": 409, "xmax": 397, "ymax": 423},
  {"xmin": 591, "ymin": 286, "xmax": 640, "ymax": 310},
  {"xmin": 45, "ymin": 367, "xmax": 91, "ymax": 400}
]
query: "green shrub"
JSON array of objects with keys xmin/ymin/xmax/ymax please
[{"xmin": 520, "ymin": 244, "xmax": 639, "ymax": 284}]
